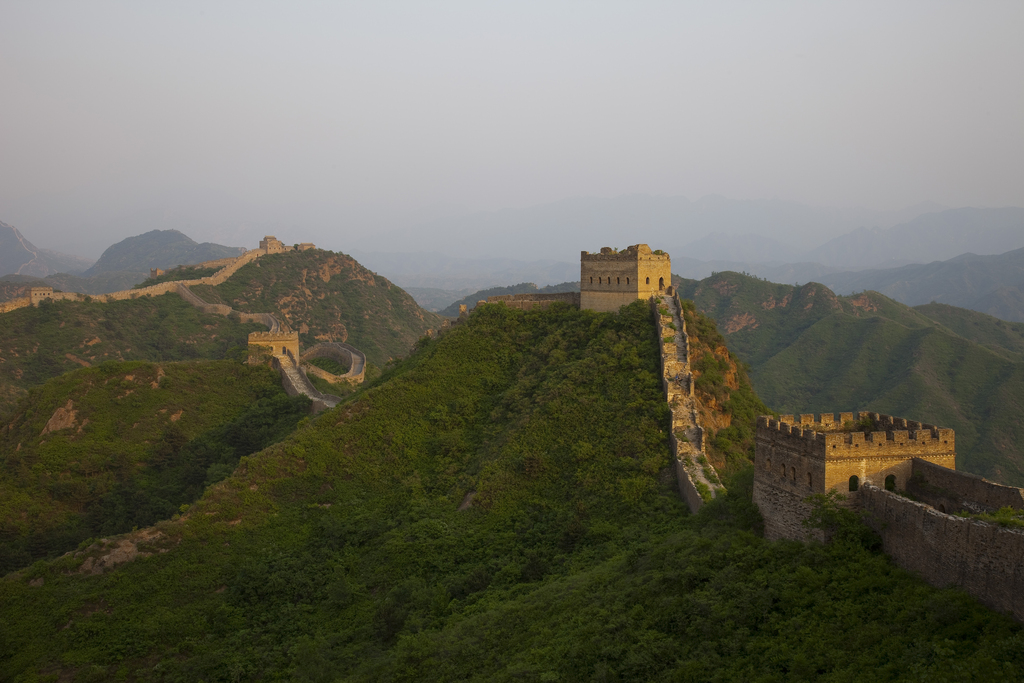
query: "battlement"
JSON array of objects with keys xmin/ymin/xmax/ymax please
[
  {"xmin": 756, "ymin": 412, "xmax": 955, "ymax": 458},
  {"xmin": 259, "ymin": 235, "xmax": 316, "ymax": 255},
  {"xmin": 580, "ymin": 244, "xmax": 669, "ymax": 263}
]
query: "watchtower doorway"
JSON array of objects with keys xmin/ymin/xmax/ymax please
[{"xmin": 659, "ymin": 276, "xmax": 665, "ymax": 290}]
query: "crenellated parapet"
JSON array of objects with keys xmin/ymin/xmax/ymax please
[{"xmin": 756, "ymin": 413, "xmax": 955, "ymax": 459}]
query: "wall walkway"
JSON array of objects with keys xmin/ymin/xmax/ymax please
[{"xmin": 652, "ymin": 291, "xmax": 724, "ymax": 513}]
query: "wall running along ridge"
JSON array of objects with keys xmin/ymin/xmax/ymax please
[
  {"xmin": 484, "ymin": 292, "xmax": 581, "ymax": 311},
  {"xmin": 3, "ymin": 238, "xmax": 362, "ymax": 413},
  {"xmin": 653, "ymin": 289, "xmax": 720, "ymax": 513}
]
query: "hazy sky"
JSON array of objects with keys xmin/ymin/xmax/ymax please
[{"xmin": 1, "ymin": 1, "xmax": 1022, "ymax": 254}]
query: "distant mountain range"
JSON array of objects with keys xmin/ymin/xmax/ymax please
[
  {"xmin": 0, "ymin": 225, "xmax": 248, "ymax": 296},
  {"xmin": 0, "ymin": 221, "xmax": 93, "ymax": 277},
  {"xmin": 817, "ymin": 246, "xmax": 1024, "ymax": 322}
]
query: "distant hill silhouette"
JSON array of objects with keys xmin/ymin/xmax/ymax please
[
  {"xmin": 0, "ymin": 221, "xmax": 93, "ymax": 278},
  {"xmin": 819, "ymin": 246, "xmax": 1024, "ymax": 321},
  {"xmin": 84, "ymin": 229, "xmax": 245, "ymax": 276}
]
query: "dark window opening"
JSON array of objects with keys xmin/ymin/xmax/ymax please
[
  {"xmin": 659, "ymin": 276, "xmax": 665, "ymax": 289},
  {"xmin": 807, "ymin": 472, "xmax": 813, "ymax": 488},
  {"xmin": 590, "ymin": 277, "xmax": 593, "ymax": 283},
  {"xmin": 885, "ymin": 474, "xmax": 896, "ymax": 491},
  {"xmin": 616, "ymin": 277, "xmax": 620, "ymax": 284},
  {"xmin": 646, "ymin": 277, "xmax": 650, "ymax": 285},
  {"xmin": 790, "ymin": 467, "xmax": 796, "ymax": 481},
  {"xmin": 849, "ymin": 475, "xmax": 859, "ymax": 492},
  {"xmin": 626, "ymin": 277, "xmax": 630, "ymax": 284}
]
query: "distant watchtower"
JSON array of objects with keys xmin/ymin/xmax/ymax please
[{"xmin": 580, "ymin": 244, "xmax": 671, "ymax": 313}]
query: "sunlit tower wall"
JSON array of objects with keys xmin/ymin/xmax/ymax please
[{"xmin": 580, "ymin": 244, "xmax": 671, "ymax": 313}]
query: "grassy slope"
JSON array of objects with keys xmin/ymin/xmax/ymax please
[
  {"xmin": 677, "ymin": 272, "xmax": 1024, "ymax": 486},
  {"xmin": 0, "ymin": 361, "xmax": 310, "ymax": 571},
  {"xmin": 915, "ymin": 302, "xmax": 1024, "ymax": 361},
  {"xmin": 0, "ymin": 294, "xmax": 266, "ymax": 417},
  {"xmin": 190, "ymin": 250, "xmax": 442, "ymax": 365},
  {"xmin": 2, "ymin": 302, "xmax": 1022, "ymax": 681}
]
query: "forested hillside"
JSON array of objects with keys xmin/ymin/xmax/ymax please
[
  {"xmin": 0, "ymin": 361, "xmax": 309, "ymax": 572},
  {"xmin": 676, "ymin": 272, "xmax": 1024, "ymax": 486},
  {"xmin": 0, "ymin": 295, "xmax": 264, "ymax": 416},
  {"xmin": 3, "ymin": 301, "xmax": 1022, "ymax": 681},
  {"xmin": 189, "ymin": 249, "xmax": 442, "ymax": 365}
]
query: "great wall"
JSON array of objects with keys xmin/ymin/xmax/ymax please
[
  {"xmin": 1, "ymin": 235, "xmax": 365, "ymax": 413},
  {"xmin": 8, "ymin": 236, "xmax": 1024, "ymax": 622}
]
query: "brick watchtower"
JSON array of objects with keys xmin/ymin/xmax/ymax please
[
  {"xmin": 580, "ymin": 244, "xmax": 671, "ymax": 313},
  {"xmin": 753, "ymin": 412, "xmax": 956, "ymax": 540}
]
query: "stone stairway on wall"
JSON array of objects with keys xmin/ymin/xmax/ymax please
[
  {"xmin": 653, "ymin": 291, "xmax": 726, "ymax": 513},
  {"xmin": 275, "ymin": 353, "xmax": 341, "ymax": 413}
]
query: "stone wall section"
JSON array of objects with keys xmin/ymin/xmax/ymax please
[
  {"xmin": 300, "ymin": 342, "xmax": 367, "ymax": 384},
  {"xmin": 653, "ymin": 289, "xmax": 723, "ymax": 513},
  {"xmin": 580, "ymin": 244, "xmax": 670, "ymax": 312},
  {"xmin": 910, "ymin": 458, "xmax": 1024, "ymax": 513},
  {"xmin": 860, "ymin": 483, "xmax": 1024, "ymax": 622},
  {"xmin": 485, "ymin": 292, "xmax": 581, "ymax": 311}
]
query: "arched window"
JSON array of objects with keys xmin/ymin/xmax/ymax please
[
  {"xmin": 590, "ymin": 277, "xmax": 593, "ymax": 283},
  {"xmin": 616, "ymin": 277, "xmax": 620, "ymax": 284},
  {"xmin": 659, "ymin": 277, "xmax": 665, "ymax": 289},
  {"xmin": 646, "ymin": 277, "xmax": 650, "ymax": 285},
  {"xmin": 849, "ymin": 475, "xmax": 859, "ymax": 492},
  {"xmin": 626, "ymin": 277, "xmax": 630, "ymax": 284},
  {"xmin": 790, "ymin": 467, "xmax": 796, "ymax": 481},
  {"xmin": 807, "ymin": 472, "xmax": 812, "ymax": 488},
  {"xmin": 885, "ymin": 474, "xmax": 896, "ymax": 491},
  {"xmin": 598, "ymin": 277, "xmax": 602, "ymax": 284}
]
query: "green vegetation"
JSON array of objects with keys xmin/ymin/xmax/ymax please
[
  {"xmin": 916, "ymin": 302, "xmax": 1024, "ymax": 361},
  {"xmin": 0, "ymin": 361, "xmax": 310, "ymax": 572},
  {"xmin": 677, "ymin": 272, "xmax": 1024, "ymax": 486},
  {"xmin": 3, "ymin": 301, "xmax": 1021, "ymax": 680},
  {"xmin": 680, "ymin": 299, "xmax": 770, "ymax": 478},
  {"xmin": 135, "ymin": 265, "xmax": 220, "ymax": 288},
  {"xmin": 190, "ymin": 250, "xmax": 441, "ymax": 365},
  {"xmin": 964, "ymin": 506, "xmax": 1024, "ymax": 529},
  {"xmin": 0, "ymin": 295, "xmax": 265, "ymax": 417}
]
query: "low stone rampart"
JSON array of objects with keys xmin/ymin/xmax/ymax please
[
  {"xmin": 485, "ymin": 292, "xmax": 581, "ymax": 311},
  {"xmin": 860, "ymin": 483, "xmax": 1024, "ymax": 622},
  {"xmin": 0, "ymin": 297, "xmax": 30, "ymax": 314},
  {"xmin": 911, "ymin": 458, "xmax": 1024, "ymax": 513},
  {"xmin": 301, "ymin": 342, "xmax": 366, "ymax": 384}
]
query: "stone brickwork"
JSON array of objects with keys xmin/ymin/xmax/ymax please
[
  {"xmin": 860, "ymin": 483, "xmax": 1024, "ymax": 622},
  {"xmin": 580, "ymin": 244, "xmax": 670, "ymax": 312},
  {"xmin": 485, "ymin": 292, "xmax": 581, "ymax": 311},
  {"xmin": 909, "ymin": 458, "xmax": 1024, "ymax": 514},
  {"xmin": 248, "ymin": 331, "xmax": 300, "ymax": 362},
  {"xmin": 754, "ymin": 412, "xmax": 956, "ymax": 541}
]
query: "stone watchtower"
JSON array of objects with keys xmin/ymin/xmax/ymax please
[
  {"xmin": 247, "ymin": 331, "xmax": 300, "ymax": 363},
  {"xmin": 580, "ymin": 244, "xmax": 671, "ymax": 313},
  {"xmin": 753, "ymin": 412, "xmax": 956, "ymax": 540}
]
